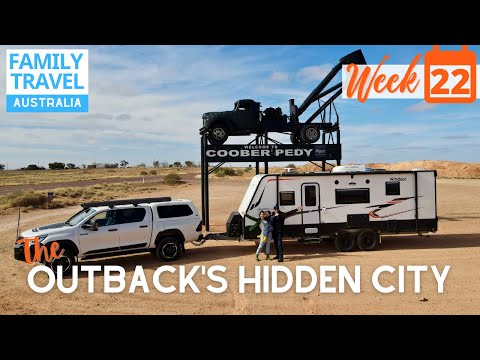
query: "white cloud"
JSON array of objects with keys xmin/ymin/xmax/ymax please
[
  {"xmin": 297, "ymin": 64, "xmax": 333, "ymax": 83},
  {"xmin": 0, "ymin": 45, "xmax": 280, "ymax": 168},
  {"xmin": 406, "ymin": 101, "xmax": 438, "ymax": 112},
  {"xmin": 269, "ymin": 71, "xmax": 288, "ymax": 82},
  {"xmin": 1, "ymin": 45, "xmax": 477, "ymax": 168}
]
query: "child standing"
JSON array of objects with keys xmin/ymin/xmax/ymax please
[{"xmin": 245, "ymin": 210, "xmax": 274, "ymax": 261}]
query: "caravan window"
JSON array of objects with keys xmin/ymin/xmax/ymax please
[
  {"xmin": 335, "ymin": 189, "xmax": 370, "ymax": 204},
  {"xmin": 280, "ymin": 191, "xmax": 295, "ymax": 206},
  {"xmin": 386, "ymin": 181, "xmax": 400, "ymax": 195},
  {"xmin": 304, "ymin": 185, "xmax": 317, "ymax": 206}
]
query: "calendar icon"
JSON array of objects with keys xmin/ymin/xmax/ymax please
[{"xmin": 424, "ymin": 45, "xmax": 476, "ymax": 103}]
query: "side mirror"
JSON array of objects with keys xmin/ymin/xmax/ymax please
[{"xmin": 82, "ymin": 220, "xmax": 99, "ymax": 231}]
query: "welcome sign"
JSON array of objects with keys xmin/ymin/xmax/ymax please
[
  {"xmin": 6, "ymin": 49, "xmax": 89, "ymax": 112},
  {"xmin": 205, "ymin": 144, "xmax": 341, "ymax": 162}
]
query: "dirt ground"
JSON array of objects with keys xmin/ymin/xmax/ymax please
[{"xmin": 0, "ymin": 177, "xmax": 479, "ymax": 314}]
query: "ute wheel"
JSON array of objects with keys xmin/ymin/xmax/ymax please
[
  {"xmin": 290, "ymin": 133, "xmax": 301, "ymax": 144},
  {"xmin": 45, "ymin": 249, "xmax": 76, "ymax": 276},
  {"xmin": 334, "ymin": 231, "xmax": 356, "ymax": 252},
  {"xmin": 357, "ymin": 230, "xmax": 379, "ymax": 251},
  {"xmin": 299, "ymin": 125, "xmax": 320, "ymax": 144},
  {"xmin": 156, "ymin": 237, "xmax": 182, "ymax": 262},
  {"xmin": 207, "ymin": 123, "xmax": 229, "ymax": 145}
]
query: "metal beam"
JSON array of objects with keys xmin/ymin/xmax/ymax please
[
  {"xmin": 208, "ymin": 162, "xmax": 225, "ymax": 175},
  {"xmin": 311, "ymin": 82, "xmax": 342, "ymax": 104},
  {"xmin": 308, "ymin": 161, "xmax": 324, "ymax": 171},
  {"xmin": 297, "ymin": 63, "xmax": 342, "ymax": 117},
  {"xmin": 304, "ymin": 89, "xmax": 342, "ymax": 125},
  {"xmin": 255, "ymin": 135, "xmax": 260, "ymax": 174},
  {"xmin": 264, "ymin": 134, "xmax": 268, "ymax": 174},
  {"xmin": 201, "ymin": 134, "xmax": 210, "ymax": 231},
  {"xmin": 200, "ymin": 134, "xmax": 206, "ymax": 227}
]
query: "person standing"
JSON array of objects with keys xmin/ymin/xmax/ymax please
[
  {"xmin": 272, "ymin": 205, "xmax": 302, "ymax": 262},
  {"xmin": 245, "ymin": 210, "xmax": 273, "ymax": 261}
]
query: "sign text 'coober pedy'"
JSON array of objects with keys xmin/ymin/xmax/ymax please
[{"xmin": 204, "ymin": 144, "xmax": 341, "ymax": 162}]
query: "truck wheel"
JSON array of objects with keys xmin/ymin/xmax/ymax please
[
  {"xmin": 156, "ymin": 237, "xmax": 182, "ymax": 262},
  {"xmin": 207, "ymin": 123, "xmax": 229, "ymax": 145},
  {"xmin": 300, "ymin": 125, "xmax": 320, "ymax": 144},
  {"xmin": 290, "ymin": 133, "xmax": 301, "ymax": 144},
  {"xmin": 335, "ymin": 231, "xmax": 356, "ymax": 252},
  {"xmin": 357, "ymin": 230, "xmax": 379, "ymax": 251},
  {"xmin": 45, "ymin": 249, "xmax": 76, "ymax": 276}
]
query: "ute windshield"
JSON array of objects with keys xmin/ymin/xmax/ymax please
[{"xmin": 65, "ymin": 208, "xmax": 97, "ymax": 226}]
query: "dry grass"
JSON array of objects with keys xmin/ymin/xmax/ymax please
[
  {"xmin": 0, "ymin": 191, "xmax": 48, "ymax": 209},
  {"xmin": 3, "ymin": 161, "xmax": 479, "ymax": 188},
  {"xmin": 0, "ymin": 167, "xmax": 200, "ymax": 187},
  {"xmin": 0, "ymin": 180, "xmax": 189, "ymax": 213}
]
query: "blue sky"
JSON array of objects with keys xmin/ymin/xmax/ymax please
[{"xmin": 1, "ymin": 45, "xmax": 479, "ymax": 169}]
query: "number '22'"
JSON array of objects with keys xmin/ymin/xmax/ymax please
[{"xmin": 431, "ymin": 69, "xmax": 470, "ymax": 95}]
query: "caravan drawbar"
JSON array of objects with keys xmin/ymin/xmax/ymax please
[{"xmin": 225, "ymin": 168, "xmax": 438, "ymax": 252}]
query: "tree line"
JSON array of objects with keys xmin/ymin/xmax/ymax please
[{"xmin": 0, "ymin": 161, "xmax": 199, "ymax": 170}]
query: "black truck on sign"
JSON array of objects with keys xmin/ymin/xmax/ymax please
[{"xmin": 201, "ymin": 50, "xmax": 366, "ymax": 145}]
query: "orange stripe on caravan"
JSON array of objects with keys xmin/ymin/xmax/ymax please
[{"xmin": 266, "ymin": 178, "xmax": 295, "ymax": 183}]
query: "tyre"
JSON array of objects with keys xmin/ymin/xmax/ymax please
[
  {"xmin": 299, "ymin": 125, "xmax": 320, "ymax": 144},
  {"xmin": 156, "ymin": 237, "xmax": 182, "ymax": 262},
  {"xmin": 357, "ymin": 230, "xmax": 379, "ymax": 251},
  {"xmin": 45, "ymin": 249, "xmax": 76, "ymax": 276},
  {"xmin": 207, "ymin": 123, "xmax": 229, "ymax": 145},
  {"xmin": 290, "ymin": 133, "xmax": 301, "ymax": 144},
  {"xmin": 334, "ymin": 231, "xmax": 356, "ymax": 252}
]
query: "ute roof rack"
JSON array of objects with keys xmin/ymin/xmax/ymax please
[{"xmin": 81, "ymin": 197, "xmax": 172, "ymax": 209}]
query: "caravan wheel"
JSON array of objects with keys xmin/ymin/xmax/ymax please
[
  {"xmin": 357, "ymin": 230, "xmax": 379, "ymax": 251},
  {"xmin": 334, "ymin": 231, "xmax": 356, "ymax": 252}
]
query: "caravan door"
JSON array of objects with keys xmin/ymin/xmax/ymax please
[{"xmin": 301, "ymin": 183, "xmax": 320, "ymax": 224}]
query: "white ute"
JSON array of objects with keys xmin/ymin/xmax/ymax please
[{"xmin": 14, "ymin": 197, "xmax": 203, "ymax": 274}]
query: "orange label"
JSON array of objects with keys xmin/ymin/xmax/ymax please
[
  {"xmin": 424, "ymin": 45, "xmax": 476, "ymax": 103},
  {"xmin": 16, "ymin": 237, "xmax": 64, "ymax": 264}
]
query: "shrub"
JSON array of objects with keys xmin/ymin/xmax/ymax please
[
  {"xmin": 48, "ymin": 201, "xmax": 66, "ymax": 209},
  {"xmin": 149, "ymin": 170, "xmax": 157, "ymax": 175},
  {"xmin": 22, "ymin": 164, "xmax": 45, "ymax": 170},
  {"xmin": 164, "ymin": 172, "xmax": 183, "ymax": 185},
  {"xmin": 215, "ymin": 169, "xmax": 226, "ymax": 177},
  {"xmin": 10, "ymin": 193, "xmax": 48, "ymax": 208},
  {"xmin": 140, "ymin": 171, "xmax": 148, "ymax": 176},
  {"xmin": 236, "ymin": 169, "xmax": 244, "ymax": 175},
  {"xmin": 48, "ymin": 162, "xmax": 66, "ymax": 170},
  {"xmin": 69, "ymin": 190, "xmax": 84, "ymax": 198},
  {"xmin": 223, "ymin": 168, "xmax": 236, "ymax": 176},
  {"xmin": 244, "ymin": 167, "xmax": 253, "ymax": 172}
]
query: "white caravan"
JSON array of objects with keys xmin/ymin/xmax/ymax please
[{"xmin": 225, "ymin": 167, "xmax": 437, "ymax": 251}]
